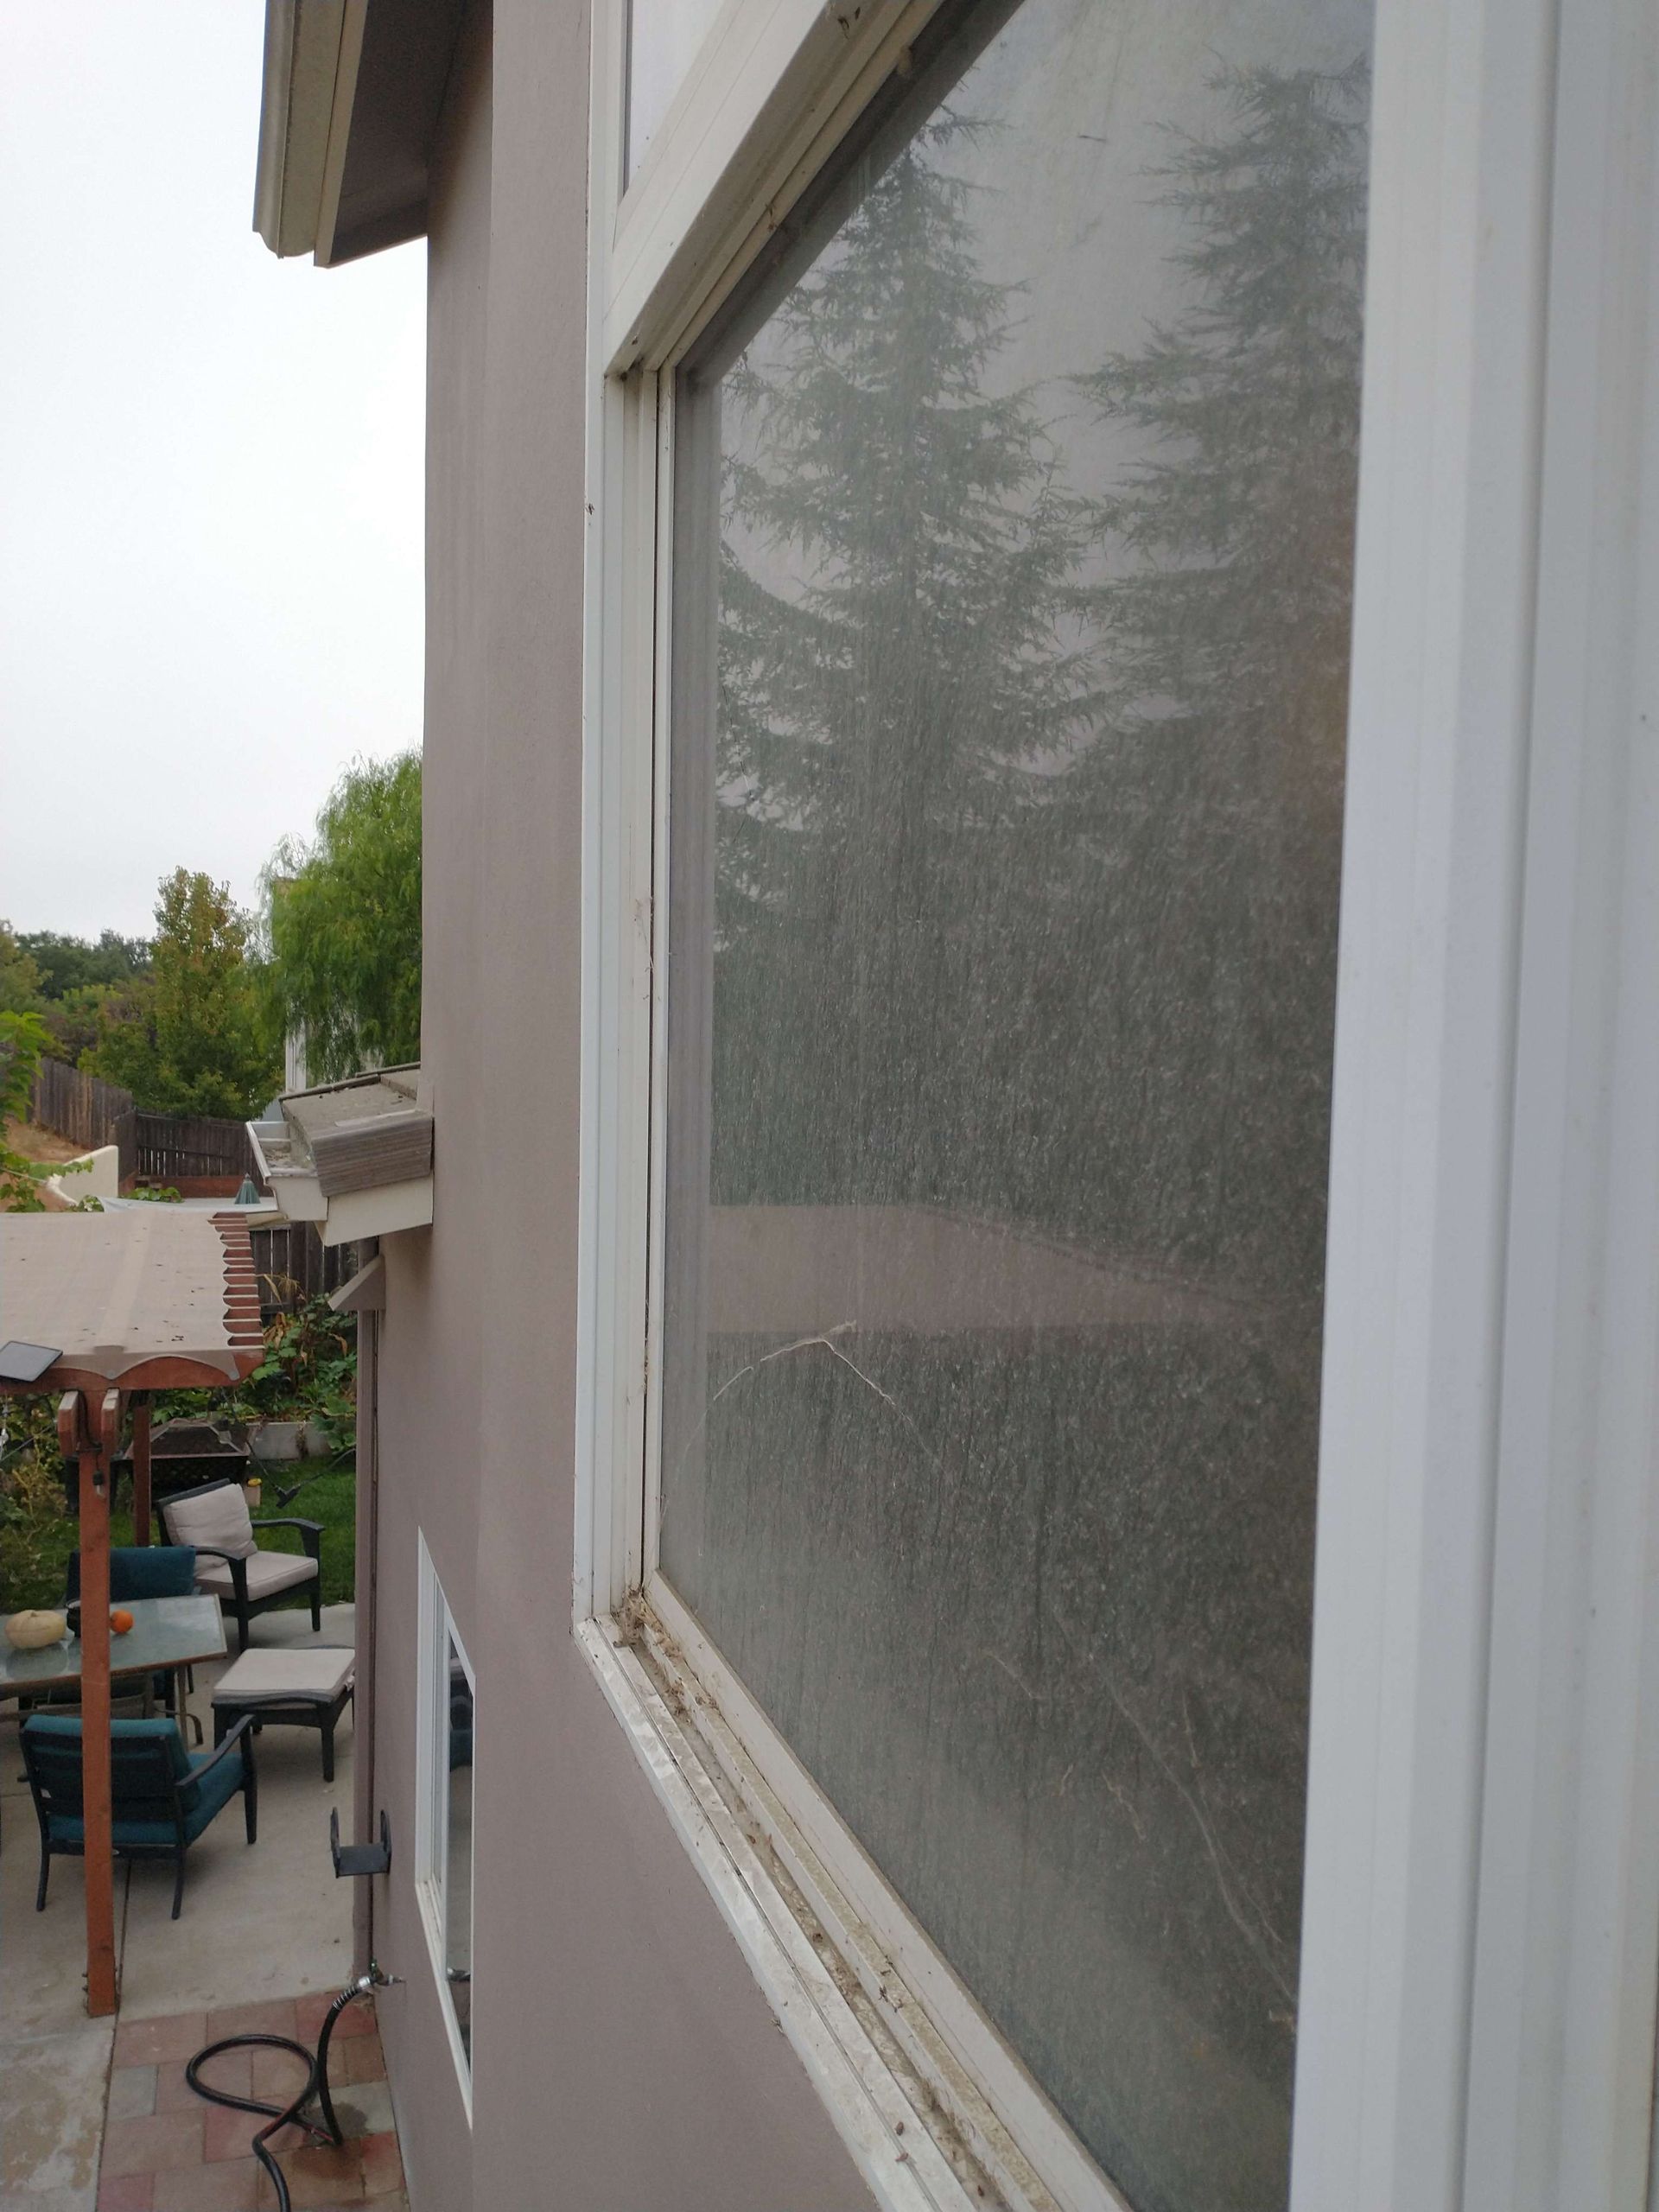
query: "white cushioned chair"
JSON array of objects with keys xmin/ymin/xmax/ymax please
[{"xmin": 157, "ymin": 1480, "xmax": 322, "ymax": 1652}]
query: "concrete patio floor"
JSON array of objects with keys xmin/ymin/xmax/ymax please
[{"xmin": 1, "ymin": 1603, "xmax": 376, "ymax": 2212}]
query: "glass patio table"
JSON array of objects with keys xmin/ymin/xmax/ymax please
[{"xmin": 0, "ymin": 1594, "xmax": 225, "ymax": 1700}]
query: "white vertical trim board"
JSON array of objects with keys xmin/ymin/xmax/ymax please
[
  {"xmin": 576, "ymin": 0, "xmax": 658, "ymax": 1625},
  {"xmin": 1291, "ymin": 0, "xmax": 1558, "ymax": 2190},
  {"xmin": 640, "ymin": 373, "xmax": 676, "ymax": 1589},
  {"xmin": 1294, "ymin": 0, "xmax": 1659, "ymax": 2205},
  {"xmin": 1462, "ymin": 0, "xmax": 1659, "ymax": 2201}
]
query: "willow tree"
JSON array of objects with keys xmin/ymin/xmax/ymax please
[{"xmin": 263, "ymin": 753, "xmax": 423, "ymax": 1084}]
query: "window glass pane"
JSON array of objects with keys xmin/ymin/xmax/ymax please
[
  {"xmin": 626, "ymin": 0, "xmax": 724, "ymax": 181},
  {"xmin": 662, "ymin": 0, "xmax": 1371, "ymax": 2203},
  {"xmin": 444, "ymin": 1635, "xmax": 474, "ymax": 2064}
]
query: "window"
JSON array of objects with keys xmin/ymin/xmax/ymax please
[
  {"xmin": 585, "ymin": 0, "xmax": 1659, "ymax": 2203},
  {"xmin": 415, "ymin": 1538, "xmax": 474, "ymax": 2101},
  {"xmin": 652, "ymin": 1, "xmax": 1371, "ymax": 2205},
  {"xmin": 625, "ymin": 0, "xmax": 725, "ymax": 182}
]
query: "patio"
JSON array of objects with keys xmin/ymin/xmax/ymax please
[{"xmin": 0, "ymin": 1602, "xmax": 405, "ymax": 2212}]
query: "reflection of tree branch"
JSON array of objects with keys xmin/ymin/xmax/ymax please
[
  {"xmin": 659, "ymin": 1322, "xmax": 945, "ymax": 1535},
  {"xmin": 1037, "ymin": 1605, "xmax": 1296, "ymax": 2009},
  {"xmin": 1182, "ymin": 1688, "xmax": 1287, "ymax": 1960}
]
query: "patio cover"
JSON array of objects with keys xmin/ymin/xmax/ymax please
[
  {"xmin": 0, "ymin": 1209, "xmax": 265, "ymax": 1389},
  {"xmin": 0, "ymin": 1209, "xmax": 265, "ymax": 2015}
]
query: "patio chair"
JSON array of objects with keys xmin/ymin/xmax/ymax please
[
  {"xmin": 21, "ymin": 1713, "xmax": 257, "ymax": 1919},
  {"xmin": 156, "ymin": 1479, "xmax": 322, "ymax": 1652},
  {"xmin": 54, "ymin": 1546, "xmax": 204, "ymax": 1741},
  {"xmin": 66, "ymin": 1545, "xmax": 199, "ymax": 1605}
]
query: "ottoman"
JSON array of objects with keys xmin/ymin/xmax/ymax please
[{"xmin": 212, "ymin": 1646, "xmax": 355, "ymax": 1782}]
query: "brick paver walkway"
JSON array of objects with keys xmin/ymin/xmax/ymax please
[{"xmin": 96, "ymin": 1993, "xmax": 405, "ymax": 2211}]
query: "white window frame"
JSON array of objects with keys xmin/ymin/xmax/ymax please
[
  {"xmin": 414, "ymin": 1533, "xmax": 475, "ymax": 2119},
  {"xmin": 574, "ymin": 2, "xmax": 1659, "ymax": 2209}
]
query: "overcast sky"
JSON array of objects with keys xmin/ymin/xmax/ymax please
[{"xmin": 0, "ymin": 3, "xmax": 425, "ymax": 944}]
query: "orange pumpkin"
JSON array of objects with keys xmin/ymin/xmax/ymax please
[{"xmin": 110, "ymin": 1609, "xmax": 135, "ymax": 1635}]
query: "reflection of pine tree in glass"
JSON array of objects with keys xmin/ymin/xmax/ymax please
[
  {"xmin": 713, "ymin": 70, "xmax": 1369, "ymax": 1291},
  {"xmin": 689, "ymin": 66, "xmax": 1373, "ymax": 2210},
  {"xmin": 712, "ymin": 118, "xmax": 1087, "ymax": 1209},
  {"xmin": 1062, "ymin": 63, "xmax": 1369, "ymax": 1295}
]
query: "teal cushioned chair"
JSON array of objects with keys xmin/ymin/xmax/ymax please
[
  {"xmin": 21, "ymin": 1713, "xmax": 257, "ymax": 1920},
  {"xmin": 65, "ymin": 1546, "xmax": 198, "ymax": 1603},
  {"xmin": 53, "ymin": 1547, "xmax": 205, "ymax": 1740}
]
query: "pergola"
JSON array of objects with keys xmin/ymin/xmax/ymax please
[{"xmin": 0, "ymin": 1209, "xmax": 264, "ymax": 2014}]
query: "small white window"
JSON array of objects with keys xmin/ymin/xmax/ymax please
[{"xmin": 415, "ymin": 1535, "xmax": 474, "ymax": 2106}]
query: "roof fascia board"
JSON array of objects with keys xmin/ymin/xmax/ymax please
[
  {"xmin": 253, "ymin": 0, "xmax": 352, "ymax": 259},
  {"xmin": 315, "ymin": 0, "xmax": 371, "ymax": 268}
]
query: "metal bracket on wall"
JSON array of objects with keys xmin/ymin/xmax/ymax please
[{"xmin": 329, "ymin": 1807, "xmax": 391, "ymax": 1879}]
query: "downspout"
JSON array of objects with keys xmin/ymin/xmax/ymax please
[{"xmin": 348, "ymin": 1240, "xmax": 381, "ymax": 1976}]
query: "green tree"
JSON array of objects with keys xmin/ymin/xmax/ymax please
[
  {"xmin": 44, "ymin": 982, "xmax": 137, "ymax": 1067},
  {"xmin": 90, "ymin": 871, "xmax": 280, "ymax": 1117},
  {"xmin": 262, "ymin": 753, "xmax": 422, "ymax": 1083},
  {"xmin": 0, "ymin": 923, "xmax": 42, "ymax": 1016},
  {"xmin": 19, "ymin": 929, "xmax": 150, "ymax": 1001},
  {"xmin": 0, "ymin": 1009, "xmax": 52, "ymax": 1211}
]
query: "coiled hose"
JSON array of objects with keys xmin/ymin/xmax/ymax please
[{"xmin": 185, "ymin": 1970, "xmax": 382, "ymax": 2212}]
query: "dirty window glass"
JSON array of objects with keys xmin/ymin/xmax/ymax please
[
  {"xmin": 626, "ymin": 0, "xmax": 724, "ymax": 181},
  {"xmin": 660, "ymin": 0, "xmax": 1371, "ymax": 2202}
]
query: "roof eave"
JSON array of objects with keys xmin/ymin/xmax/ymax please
[
  {"xmin": 253, "ymin": 0, "xmax": 468, "ymax": 269},
  {"xmin": 253, "ymin": 0, "xmax": 365, "ymax": 264}
]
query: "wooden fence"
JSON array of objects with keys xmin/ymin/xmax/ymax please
[
  {"xmin": 29, "ymin": 1061, "xmax": 262, "ymax": 1190},
  {"xmin": 29, "ymin": 1061, "xmax": 343, "ymax": 1317},
  {"xmin": 133, "ymin": 1111, "xmax": 259, "ymax": 1188},
  {"xmin": 29, "ymin": 1060, "xmax": 137, "ymax": 1183},
  {"xmin": 248, "ymin": 1224, "xmax": 359, "ymax": 1318}
]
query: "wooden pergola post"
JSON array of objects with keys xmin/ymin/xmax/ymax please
[
  {"xmin": 2, "ymin": 1208, "xmax": 266, "ymax": 2017},
  {"xmin": 57, "ymin": 1386, "xmax": 121, "ymax": 2018},
  {"xmin": 130, "ymin": 1395, "xmax": 151, "ymax": 1548}
]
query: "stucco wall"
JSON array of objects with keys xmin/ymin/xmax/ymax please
[
  {"xmin": 369, "ymin": 3, "xmax": 874, "ymax": 2205},
  {"xmin": 372, "ymin": 3, "xmax": 493, "ymax": 2204}
]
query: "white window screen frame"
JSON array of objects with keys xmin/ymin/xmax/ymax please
[
  {"xmin": 573, "ymin": 1, "xmax": 1659, "ymax": 2208},
  {"xmin": 414, "ymin": 1533, "xmax": 475, "ymax": 2120}
]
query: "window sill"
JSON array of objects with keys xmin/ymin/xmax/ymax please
[
  {"xmin": 578, "ymin": 1611, "xmax": 993, "ymax": 2209},
  {"xmin": 577, "ymin": 1604, "xmax": 1122, "ymax": 2212}
]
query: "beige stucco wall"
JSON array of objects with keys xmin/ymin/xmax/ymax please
[{"xmin": 367, "ymin": 4, "xmax": 874, "ymax": 2204}]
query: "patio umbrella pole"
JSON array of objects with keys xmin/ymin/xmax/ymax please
[{"xmin": 60, "ymin": 1388, "xmax": 118, "ymax": 2017}]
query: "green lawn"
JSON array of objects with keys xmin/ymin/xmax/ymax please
[
  {"xmin": 261, "ymin": 1462, "xmax": 357, "ymax": 1605},
  {"xmin": 0, "ymin": 1465, "xmax": 357, "ymax": 1613}
]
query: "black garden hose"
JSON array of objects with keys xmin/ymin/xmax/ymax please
[{"xmin": 184, "ymin": 1971, "xmax": 381, "ymax": 2212}]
